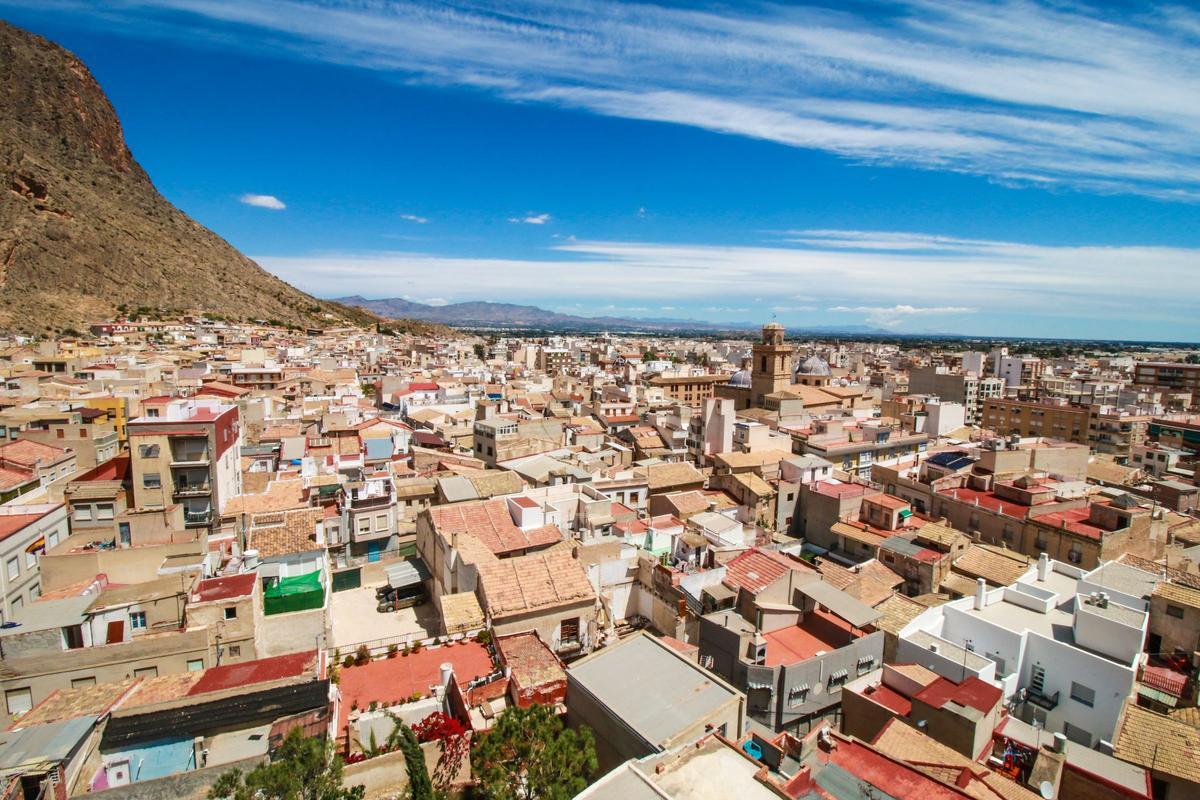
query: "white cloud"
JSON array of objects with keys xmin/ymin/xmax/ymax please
[
  {"xmin": 399, "ymin": 213, "xmax": 428, "ymax": 224},
  {"xmin": 239, "ymin": 193, "xmax": 286, "ymax": 210},
  {"xmin": 826, "ymin": 304, "xmax": 975, "ymax": 328},
  {"xmin": 255, "ymin": 228, "xmax": 1200, "ymax": 337},
  {"xmin": 58, "ymin": 0, "xmax": 1200, "ymax": 200},
  {"xmin": 509, "ymin": 212, "xmax": 552, "ymax": 225}
]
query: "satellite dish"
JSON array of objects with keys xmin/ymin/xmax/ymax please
[{"xmin": 1039, "ymin": 780, "xmax": 1055, "ymax": 799}]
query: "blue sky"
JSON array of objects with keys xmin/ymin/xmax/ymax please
[{"xmin": 4, "ymin": 1, "xmax": 1199, "ymax": 340}]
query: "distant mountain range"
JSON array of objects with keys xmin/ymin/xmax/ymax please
[{"xmin": 335, "ymin": 295, "xmax": 892, "ymax": 334}]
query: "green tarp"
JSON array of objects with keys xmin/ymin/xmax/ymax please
[{"xmin": 263, "ymin": 570, "xmax": 325, "ymax": 615}]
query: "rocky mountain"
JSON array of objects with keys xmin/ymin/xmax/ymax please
[
  {"xmin": 336, "ymin": 295, "xmax": 892, "ymax": 335},
  {"xmin": 0, "ymin": 20, "xmax": 386, "ymax": 334}
]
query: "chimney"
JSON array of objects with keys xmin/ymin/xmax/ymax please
[
  {"xmin": 440, "ymin": 662, "xmax": 454, "ymax": 688},
  {"xmin": 1053, "ymin": 732, "xmax": 1068, "ymax": 753},
  {"xmin": 974, "ymin": 577, "xmax": 987, "ymax": 610},
  {"xmin": 1037, "ymin": 552, "xmax": 1049, "ymax": 582}
]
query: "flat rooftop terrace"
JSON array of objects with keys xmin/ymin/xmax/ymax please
[{"xmin": 762, "ymin": 609, "xmax": 856, "ymax": 667}]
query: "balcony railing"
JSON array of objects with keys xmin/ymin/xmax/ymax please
[
  {"xmin": 173, "ymin": 482, "xmax": 211, "ymax": 497},
  {"xmin": 184, "ymin": 510, "xmax": 212, "ymax": 527},
  {"xmin": 1025, "ymin": 688, "xmax": 1060, "ymax": 711}
]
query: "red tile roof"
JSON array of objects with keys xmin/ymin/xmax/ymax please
[
  {"xmin": 0, "ymin": 508, "xmax": 57, "ymax": 542},
  {"xmin": 191, "ymin": 572, "xmax": 257, "ymax": 603},
  {"xmin": 1033, "ymin": 506, "xmax": 1107, "ymax": 540},
  {"xmin": 722, "ymin": 547, "xmax": 815, "ymax": 594},
  {"xmin": 914, "ymin": 675, "xmax": 1002, "ymax": 714},
  {"xmin": 188, "ymin": 649, "xmax": 318, "ymax": 696}
]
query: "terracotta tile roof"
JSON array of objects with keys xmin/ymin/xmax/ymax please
[
  {"xmin": 721, "ymin": 547, "xmax": 815, "ymax": 594},
  {"xmin": 477, "ymin": 547, "xmax": 595, "ymax": 617},
  {"xmin": 248, "ymin": 507, "xmax": 325, "ymax": 557},
  {"xmin": 223, "ymin": 478, "xmax": 307, "ymax": 515},
  {"xmin": 951, "ymin": 545, "xmax": 1030, "ymax": 587},
  {"xmin": 1114, "ymin": 704, "xmax": 1200, "ymax": 784},
  {"xmin": 1119, "ymin": 553, "xmax": 1200, "ymax": 590},
  {"xmin": 0, "ymin": 438, "xmax": 70, "ymax": 466},
  {"xmin": 915, "ymin": 521, "xmax": 967, "ymax": 549},
  {"xmin": 872, "ymin": 719, "xmax": 1040, "ymax": 800},
  {"xmin": 429, "ymin": 498, "xmax": 563, "ymax": 556},
  {"xmin": 11, "ymin": 680, "xmax": 138, "ymax": 729},
  {"xmin": 440, "ymin": 591, "xmax": 485, "ymax": 633},
  {"xmin": 496, "ymin": 631, "xmax": 566, "ymax": 690},
  {"xmin": 637, "ymin": 462, "xmax": 705, "ymax": 491},
  {"xmin": 1153, "ymin": 581, "xmax": 1200, "ymax": 609}
]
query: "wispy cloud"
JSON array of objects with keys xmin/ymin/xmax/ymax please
[
  {"xmin": 42, "ymin": 0, "xmax": 1200, "ymax": 200},
  {"xmin": 399, "ymin": 213, "xmax": 428, "ymax": 224},
  {"xmin": 239, "ymin": 193, "xmax": 286, "ymax": 210},
  {"xmin": 827, "ymin": 304, "xmax": 976, "ymax": 327},
  {"xmin": 255, "ymin": 229, "xmax": 1200, "ymax": 338},
  {"xmin": 509, "ymin": 212, "xmax": 552, "ymax": 225}
]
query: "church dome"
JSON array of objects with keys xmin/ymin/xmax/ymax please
[
  {"xmin": 727, "ymin": 369, "xmax": 752, "ymax": 388},
  {"xmin": 795, "ymin": 354, "xmax": 831, "ymax": 377}
]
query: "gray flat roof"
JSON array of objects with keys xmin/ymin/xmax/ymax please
[
  {"xmin": 568, "ymin": 633, "xmax": 738, "ymax": 748},
  {"xmin": 798, "ymin": 581, "xmax": 881, "ymax": 629},
  {"xmin": 0, "ymin": 595, "xmax": 92, "ymax": 638},
  {"xmin": 0, "ymin": 716, "xmax": 97, "ymax": 774}
]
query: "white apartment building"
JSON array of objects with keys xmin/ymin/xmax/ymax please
[{"xmin": 897, "ymin": 553, "xmax": 1149, "ymax": 750}]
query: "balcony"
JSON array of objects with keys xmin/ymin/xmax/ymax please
[
  {"xmin": 171, "ymin": 448, "xmax": 210, "ymax": 467},
  {"xmin": 184, "ymin": 510, "xmax": 212, "ymax": 527},
  {"xmin": 173, "ymin": 481, "xmax": 211, "ymax": 498},
  {"xmin": 1025, "ymin": 687, "xmax": 1060, "ymax": 711}
]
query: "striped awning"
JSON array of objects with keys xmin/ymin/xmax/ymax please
[
  {"xmin": 747, "ymin": 680, "xmax": 774, "ymax": 692},
  {"xmin": 1137, "ymin": 685, "xmax": 1179, "ymax": 707},
  {"xmin": 830, "ymin": 669, "xmax": 848, "ymax": 681}
]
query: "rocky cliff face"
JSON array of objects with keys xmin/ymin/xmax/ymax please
[{"xmin": 0, "ymin": 20, "xmax": 379, "ymax": 333}]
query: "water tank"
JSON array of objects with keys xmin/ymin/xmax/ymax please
[{"xmin": 243, "ymin": 549, "xmax": 261, "ymax": 570}]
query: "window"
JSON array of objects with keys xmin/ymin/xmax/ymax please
[
  {"xmin": 228, "ymin": 645, "xmax": 241, "ymax": 658},
  {"xmin": 857, "ymin": 655, "xmax": 876, "ymax": 675},
  {"xmin": 133, "ymin": 666, "xmax": 158, "ymax": 679},
  {"xmin": 356, "ymin": 516, "xmax": 371, "ymax": 534},
  {"xmin": 138, "ymin": 444, "xmax": 159, "ymax": 457},
  {"xmin": 74, "ymin": 505, "xmax": 93, "ymax": 522},
  {"xmin": 47, "ymin": 530, "xmax": 59, "ymax": 548},
  {"xmin": 24, "ymin": 549, "xmax": 36, "ymax": 569},
  {"xmin": 1166, "ymin": 604, "xmax": 1185, "ymax": 619},
  {"xmin": 187, "ymin": 659, "xmax": 204, "ymax": 672},
  {"xmin": 28, "ymin": 585, "xmax": 38, "ymax": 601},
  {"xmin": 129, "ymin": 611, "xmax": 147, "ymax": 630},
  {"xmin": 1062, "ymin": 721, "xmax": 1092, "ymax": 747},
  {"xmin": 788, "ymin": 684, "xmax": 811, "ymax": 707},
  {"xmin": 559, "ymin": 617, "xmax": 581, "ymax": 645},
  {"xmin": 1035, "ymin": 531, "xmax": 1048, "ymax": 550},
  {"xmin": 11, "ymin": 596, "xmax": 22, "ymax": 612},
  {"xmin": 5, "ymin": 688, "xmax": 32, "ymax": 716},
  {"xmin": 828, "ymin": 670, "xmax": 849, "ymax": 688},
  {"xmin": 1070, "ymin": 681, "xmax": 1095, "ymax": 707},
  {"xmin": 1068, "ymin": 543, "xmax": 1083, "ymax": 564},
  {"xmin": 224, "ymin": 606, "xmax": 238, "ymax": 620},
  {"xmin": 143, "ymin": 473, "xmax": 161, "ymax": 489},
  {"xmin": 70, "ymin": 677, "xmax": 96, "ymax": 689},
  {"xmin": 96, "ymin": 504, "xmax": 114, "ymax": 521},
  {"xmin": 6, "ymin": 557, "xmax": 18, "ymax": 580},
  {"xmin": 374, "ymin": 514, "xmax": 388, "ymax": 532}
]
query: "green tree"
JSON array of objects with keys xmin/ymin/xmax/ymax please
[
  {"xmin": 470, "ymin": 704, "xmax": 596, "ymax": 800},
  {"xmin": 207, "ymin": 728, "xmax": 363, "ymax": 800},
  {"xmin": 397, "ymin": 722, "xmax": 434, "ymax": 800}
]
